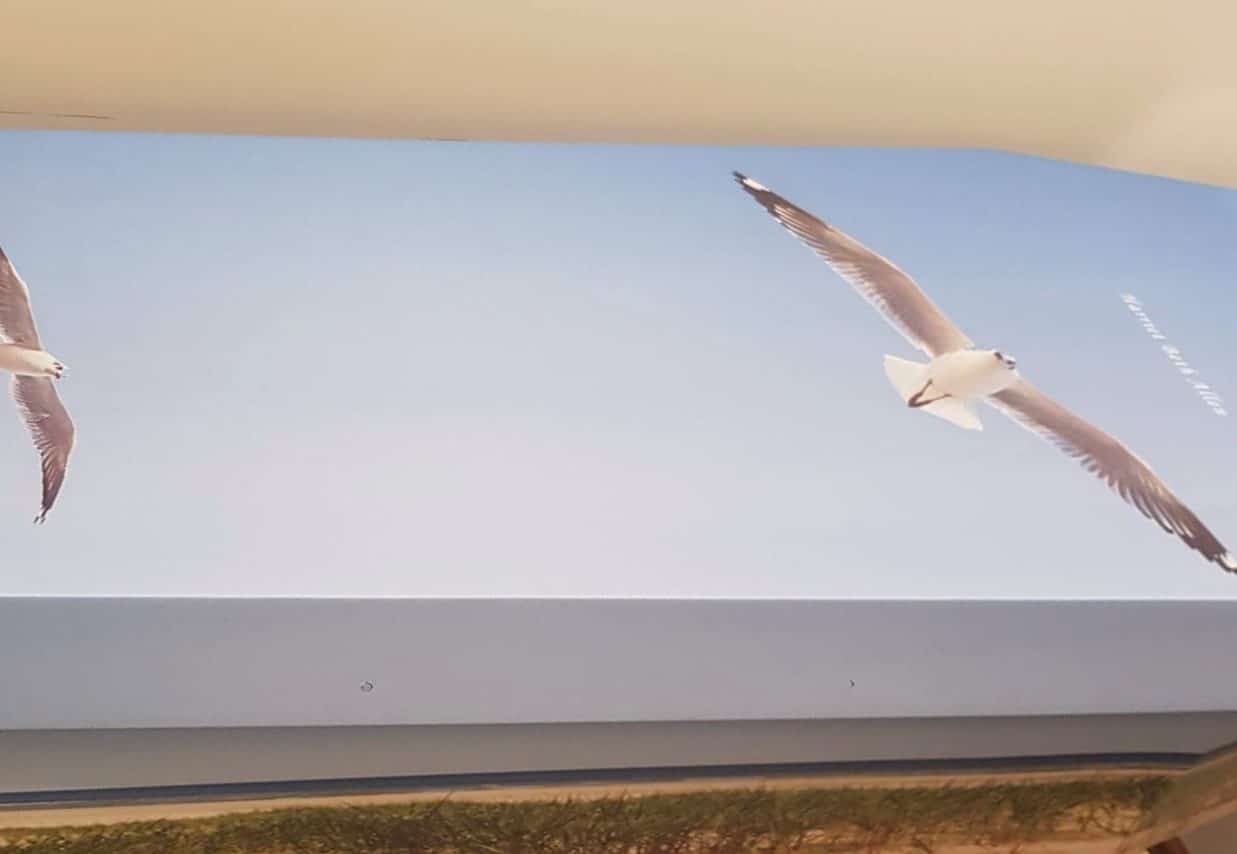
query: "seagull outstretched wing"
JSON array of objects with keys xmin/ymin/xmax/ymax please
[
  {"xmin": 0, "ymin": 246, "xmax": 75, "ymax": 522},
  {"xmin": 989, "ymin": 378, "xmax": 1235, "ymax": 572},
  {"xmin": 734, "ymin": 172, "xmax": 973, "ymax": 358}
]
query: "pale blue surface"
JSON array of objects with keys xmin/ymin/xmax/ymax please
[
  {"xmin": 2, "ymin": 598, "xmax": 1236, "ymax": 728},
  {"xmin": 0, "ymin": 132, "xmax": 1233, "ymax": 596}
]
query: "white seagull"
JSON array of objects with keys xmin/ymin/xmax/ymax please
[
  {"xmin": 734, "ymin": 172, "xmax": 1235, "ymax": 573},
  {"xmin": 0, "ymin": 245, "xmax": 75, "ymax": 523}
]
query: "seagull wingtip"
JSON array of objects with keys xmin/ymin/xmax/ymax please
[
  {"xmin": 1221, "ymin": 552, "xmax": 1237, "ymax": 573},
  {"xmin": 732, "ymin": 172, "xmax": 768, "ymax": 193}
]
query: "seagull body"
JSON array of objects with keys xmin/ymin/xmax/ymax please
[
  {"xmin": 0, "ymin": 342, "xmax": 66, "ymax": 378},
  {"xmin": 734, "ymin": 171, "xmax": 1235, "ymax": 573},
  {"xmin": 914, "ymin": 349, "xmax": 1018, "ymax": 401},
  {"xmin": 0, "ymin": 246, "xmax": 74, "ymax": 523},
  {"xmin": 883, "ymin": 349, "xmax": 1019, "ymax": 431}
]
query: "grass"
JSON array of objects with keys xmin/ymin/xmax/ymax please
[{"xmin": 0, "ymin": 777, "xmax": 1173, "ymax": 853}]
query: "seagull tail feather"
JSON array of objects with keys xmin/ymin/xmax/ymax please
[{"xmin": 883, "ymin": 355, "xmax": 983, "ymax": 431}]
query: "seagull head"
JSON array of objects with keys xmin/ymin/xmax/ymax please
[{"xmin": 993, "ymin": 350, "xmax": 1017, "ymax": 371}]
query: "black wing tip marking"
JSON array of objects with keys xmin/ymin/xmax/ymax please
[
  {"xmin": 32, "ymin": 487, "xmax": 57, "ymax": 525},
  {"xmin": 32, "ymin": 483, "xmax": 63, "ymax": 525},
  {"xmin": 32, "ymin": 494, "xmax": 54, "ymax": 524},
  {"xmin": 732, "ymin": 172, "xmax": 804, "ymax": 222},
  {"xmin": 732, "ymin": 172, "xmax": 771, "ymax": 200},
  {"xmin": 732, "ymin": 172, "xmax": 825, "ymax": 230}
]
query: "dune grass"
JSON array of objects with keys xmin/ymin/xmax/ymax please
[{"xmin": 0, "ymin": 776, "xmax": 1172, "ymax": 853}]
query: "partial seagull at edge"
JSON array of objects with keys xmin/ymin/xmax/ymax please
[
  {"xmin": 733, "ymin": 171, "xmax": 1234, "ymax": 573},
  {"xmin": 0, "ymin": 245, "xmax": 75, "ymax": 523}
]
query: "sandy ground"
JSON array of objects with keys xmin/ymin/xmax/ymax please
[
  {"xmin": 0, "ymin": 765, "xmax": 1178, "ymax": 831},
  {"xmin": 1116, "ymin": 797, "xmax": 1237, "ymax": 853},
  {"xmin": 694, "ymin": 841, "xmax": 1142, "ymax": 854}
]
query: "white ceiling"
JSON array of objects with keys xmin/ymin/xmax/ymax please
[{"xmin": 4, "ymin": 0, "xmax": 1237, "ymax": 188}]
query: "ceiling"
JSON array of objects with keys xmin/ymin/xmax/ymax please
[{"xmin": 4, "ymin": 0, "xmax": 1237, "ymax": 188}]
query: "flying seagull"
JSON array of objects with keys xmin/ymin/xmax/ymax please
[
  {"xmin": 0, "ymin": 246, "xmax": 74, "ymax": 523},
  {"xmin": 733, "ymin": 171, "xmax": 1235, "ymax": 573}
]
